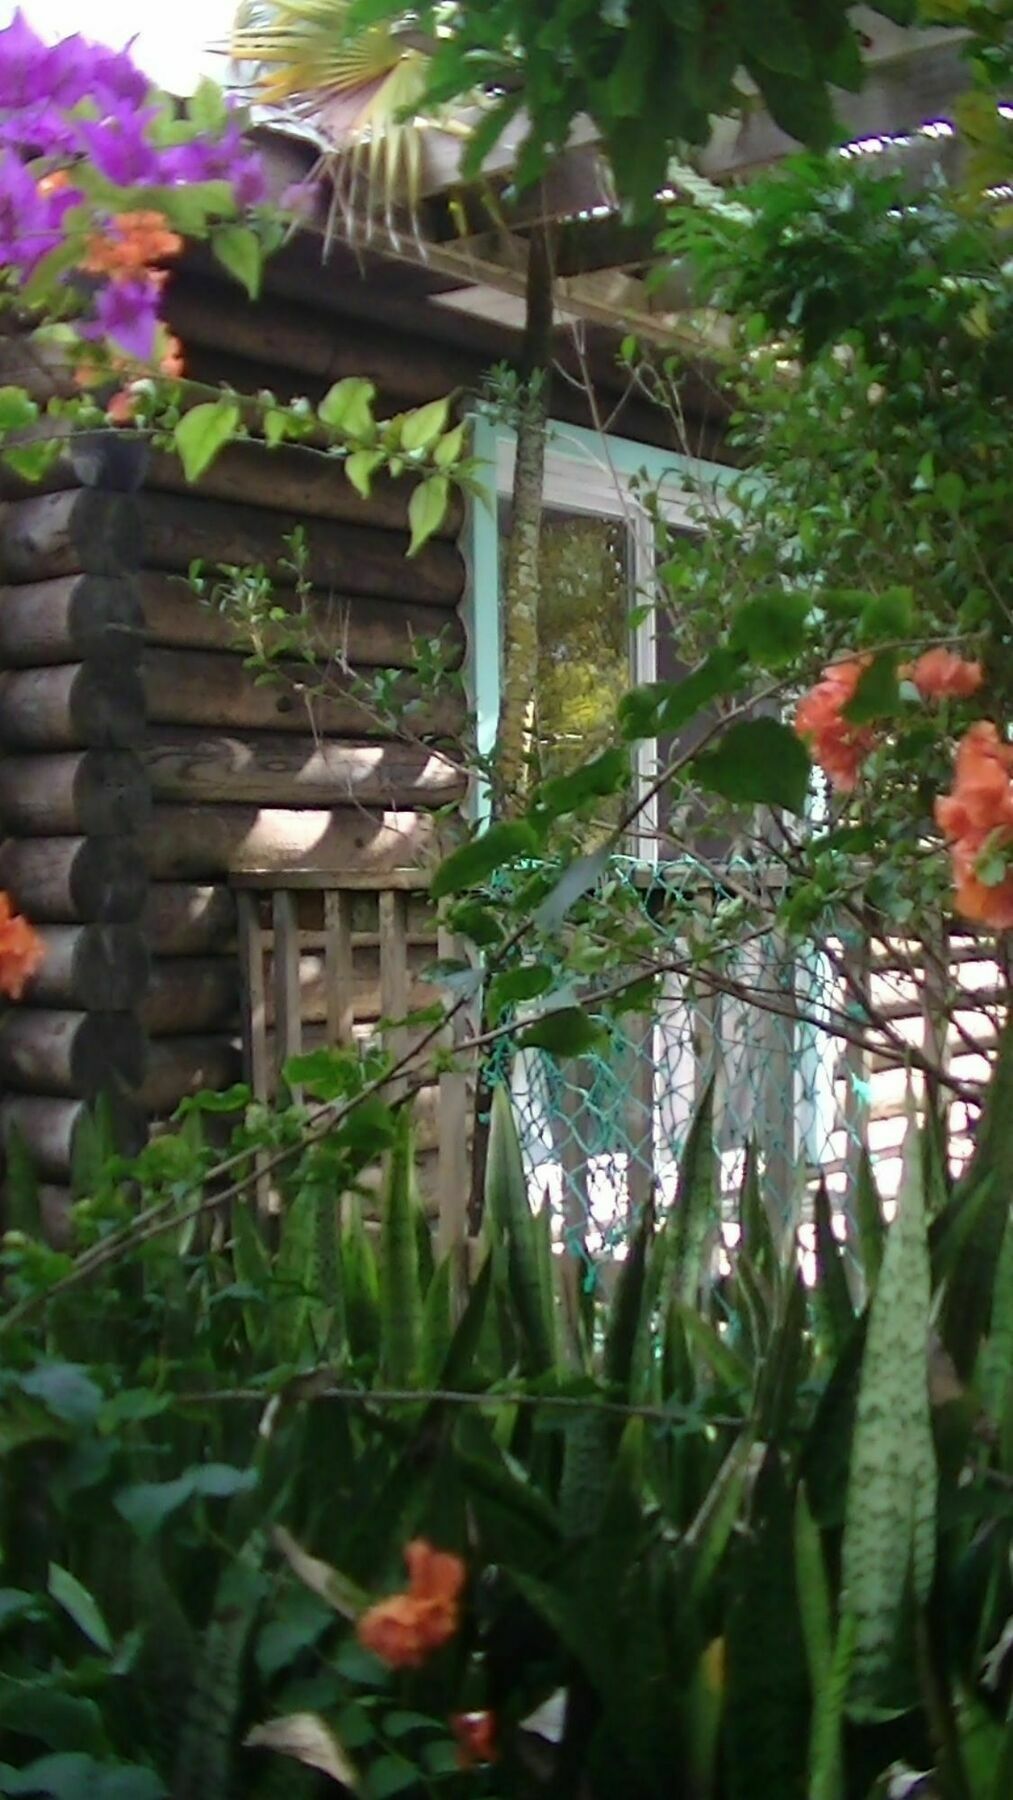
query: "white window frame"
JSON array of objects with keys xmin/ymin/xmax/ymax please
[{"xmin": 464, "ymin": 413, "xmax": 735, "ymax": 859}]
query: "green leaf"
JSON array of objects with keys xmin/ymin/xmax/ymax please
[
  {"xmin": 840, "ymin": 1105, "xmax": 936, "ymax": 1719},
  {"xmin": 400, "ymin": 396, "xmax": 450, "ymax": 453},
  {"xmin": 730, "ymin": 589, "xmax": 809, "ymax": 667},
  {"xmin": 854, "ymin": 1148, "xmax": 885, "ymax": 1296},
  {"xmin": 618, "ymin": 648, "xmax": 742, "ymax": 741},
  {"xmin": 0, "ymin": 1756, "xmax": 167, "ymax": 1799},
  {"xmin": 114, "ymin": 1466, "xmax": 256, "ymax": 1540},
  {"xmin": 0, "ymin": 385, "xmax": 39, "ymax": 434},
  {"xmin": 663, "ymin": 1078, "xmax": 717, "ymax": 1307},
  {"xmin": 345, "ymin": 448, "xmax": 385, "ymax": 498},
  {"xmin": 379, "ymin": 1108, "xmax": 423, "ymax": 1385},
  {"xmin": 318, "ymin": 378, "xmax": 375, "ymax": 437},
  {"xmin": 174, "ymin": 399, "xmax": 240, "ymax": 483},
  {"xmin": 726, "ymin": 1449, "xmax": 809, "ymax": 1800},
  {"xmin": 431, "ymin": 819, "xmax": 540, "ymax": 898},
  {"xmin": 842, "ymin": 652, "xmax": 899, "ymax": 724},
  {"xmin": 813, "ymin": 1177, "xmax": 854, "ymax": 1359},
  {"xmin": 935, "ymin": 470, "xmax": 964, "ymax": 515},
  {"xmin": 255, "ymin": 1589, "xmax": 333, "ymax": 1680},
  {"xmin": 519, "ymin": 1007, "xmax": 605, "ymax": 1057},
  {"xmin": 273, "ymin": 1528, "xmax": 368, "ymax": 1620},
  {"xmin": 485, "ymin": 1085, "xmax": 555, "ymax": 1375},
  {"xmin": 211, "ymin": 224, "xmax": 262, "ymax": 300},
  {"xmin": 538, "ymin": 746, "xmax": 629, "ymax": 817},
  {"xmin": 407, "ymin": 475, "xmax": 449, "ymax": 555},
  {"xmin": 188, "ymin": 76, "xmax": 229, "ymax": 133},
  {"xmin": 487, "ymin": 962, "xmax": 554, "ymax": 1019},
  {"xmin": 48, "ymin": 1563, "xmax": 113, "ymax": 1654},
  {"xmin": 367, "ymin": 1753, "xmax": 418, "ymax": 1797},
  {"xmin": 20, "ymin": 1362, "xmax": 103, "ymax": 1428},
  {"xmin": 434, "ymin": 422, "xmax": 466, "ymax": 468},
  {"xmin": 693, "ymin": 717, "xmax": 810, "ymax": 814}
]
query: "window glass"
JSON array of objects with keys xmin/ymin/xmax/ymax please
[{"xmin": 499, "ymin": 503, "xmax": 632, "ymax": 835}]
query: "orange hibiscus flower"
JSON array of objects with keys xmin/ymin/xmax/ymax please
[
  {"xmin": 0, "ymin": 893, "xmax": 44, "ymax": 999},
  {"xmin": 904, "ymin": 648, "xmax": 983, "ymax": 701},
  {"xmin": 357, "ymin": 1540, "xmax": 466, "ymax": 1670},
  {"xmin": 795, "ymin": 658, "xmax": 876, "ymax": 793},
  {"xmin": 935, "ymin": 720, "xmax": 1013, "ymax": 929}
]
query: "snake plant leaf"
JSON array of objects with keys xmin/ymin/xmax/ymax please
[
  {"xmin": 172, "ymin": 1543, "xmax": 266, "ymax": 1800},
  {"xmin": 840, "ymin": 1104, "xmax": 936, "ymax": 1720},
  {"xmin": 343, "ymin": 1196, "xmax": 380, "ymax": 1362},
  {"xmin": 663, "ymin": 1076, "xmax": 717, "ymax": 1307},
  {"xmin": 854, "ymin": 1145, "xmax": 885, "ymax": 1297},
  {"xmin": 485, "ymin": 1085, "xmax": 555, "ymax": 1375},
  {"xmin": 938, "ymin": 1014, "xmax": 1013, "ymax": 1378},
  {"xmin": 379, "ymin": 1107, "xmax": 422, "ymax": 1385},
  {"xmin": 725, "ymin": 1448, "xmax": 809, "ymax": 1800},
  {"xmin": 419, "ymin": 1256, "xmax": 453, "ymax": 1386},
  {"xmin": 795, "ymin": 1484, "xmax": 845, "ymax": 1800},
  {"xmin": 813, "ymin": 1176, "xmax": 854, "ymax": 1360},
  {"xmin": 977, "ymin": 1206, "xmax": 1013, "ymax": 1437},
  {"xmin": 604, "ymin": 1191, "xmax": 654, "ymax": 1399}
]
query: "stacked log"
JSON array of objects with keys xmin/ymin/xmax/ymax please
[{"xmin": 0, "ymin": 431, "xmax": 150, "ymax": 1203}]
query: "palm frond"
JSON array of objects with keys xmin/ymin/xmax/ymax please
[{"xmin": 230, "ymin": 0, "xmax": 437, "ymax": 243}]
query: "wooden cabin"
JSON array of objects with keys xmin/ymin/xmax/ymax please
[
  {"xmin": 0, "ymin": 10, "xmax": 979, "ymax": 1230},
  {"xmin": 0, "ymin": 126, "xmax": 734, "ymax": 1233}
]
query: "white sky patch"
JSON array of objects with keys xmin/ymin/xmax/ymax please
[{"xmin": 0, "ymin": 0, "xmax": 239, "ymax": 94}]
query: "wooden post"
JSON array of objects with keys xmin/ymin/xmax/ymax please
[
  {"xmin": 379, "ymin": 887, "xmax": 410, "ymax": 1097},
  {"xmin": 272, "ymin": 889, "xmax": 303, "ymax": 1096},
  {"xmin": 325, "ymin": 889, "xmax": 356, "ymax": 1047}
]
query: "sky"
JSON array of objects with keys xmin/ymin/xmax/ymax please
[{"xmin": 0, "ymin": 0, "xmax": 240, "ymax": 93}]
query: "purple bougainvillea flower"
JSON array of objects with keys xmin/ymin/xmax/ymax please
[
  {"xmin": 0, "ymin": 147, "xmax": 59, "ymax": 269},
  {"xmin": 87, "ymin": 274, "xmax": 161, "ymax": 360},
  {"xmin": 231, "ymin": 153, "xmax": 268, "ymax": 208},
  {"xmin": 0, "ymin": 10, "xmax": 50, "ymax": 109},
  {"xmin": 77, "ymin": 111, "xmax": 161, "ymax": 188}
]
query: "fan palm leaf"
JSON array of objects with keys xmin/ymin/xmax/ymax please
[{"xmin": 230, "ymin": 0, "xmax": 439, "ymax": 240}]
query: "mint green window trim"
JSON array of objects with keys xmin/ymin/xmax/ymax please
[{"xmin": 462, "ymin": 410, "xmax": 736, "ymax": 837}]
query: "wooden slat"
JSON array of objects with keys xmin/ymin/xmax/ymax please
[
  {"xmin": 237, "ymin": 889, "xmax": 272, "ymax": 1219},
  {"xmin": 325, "ymin": 889, "xmax": 355, "ymax": 1047},
  {"xmin": 272, "ymin": 889, "xmax": 303, "ymax": 1093}
]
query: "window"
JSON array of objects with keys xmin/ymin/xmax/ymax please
[{"xmin": 466, "ymin": 415, "xmax": 732, "ymax": 857}]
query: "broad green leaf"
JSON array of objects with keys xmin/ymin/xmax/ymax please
[
  {"xmin": 20, "ymin": 1362, "xmax": 103, "ymax": 1428},
  {"xmin": 617, "ymin": 647, "xmax": 742, "ymax": 741},
  {"xmin": 174, "ymin": 399, "xmax": 240, "ymax": 483},
  {"xmin": 188, "ymin": 75, "xmax": 229, "ymax": 133},
  {"xmin": 49, "ymin": 1562, "xmax": 113, "ymax": 1654},
  {"xmin": 487, "ymin": 962, "xmax": 554, "ymax": 1019},
  {"xmin": 245, "ymin": 1712, "xmax": 359, "ymax": 1788},
  {"xmin": 420, "ymin": 1256, "xmax": 453, "ymax": 1386},
  {"xmin": 318, "ymin": 378, "xmax": 375, "ymax": 437},
  {"xmin": 431, "ymin": 818, "xmax": 540, "ymax": 898},
  {"xmin": 840, "ymin": 1107, "xmax": 935, "ymax": 1719},
  {"xmin": 379, "ymin": 1108, "xmax": 422, "ymax": 1384},
  {"xmin": 694, "ymin": 717, "xmax": 811, "ymax": 814},
  {"xmin": 538, "ymin": 746, "xmax": 628, "ymax": 818},
  {"xmin": 0, "ymin": 1756, "xmax": 166, "ymax": 1798},
  {"xmin": 400, "ymin": 396, "xmax": 450, "ymax": 453},
  {"xmin": 842, "ymin": 652, "xmax": 900, "ymax": 724},
  {"xmin": 211, "ymin": 223, "xmax": 262, "ymax": 299},
  {"xmin": 255, "ymin": 1586, "xmax": 334, "ymax": 1680},
  {"xmin": 407, "ymin": 475, "xmax": 449, "ymax": 555},
  {"xmin": 730, "ymin": 589, "xmax": 809, "ymax": 667},
  {"xmin": 0, "ymin": 385, "xmax": 39, "ymax": 434},
  {"xmin": 678, "ymin": 1303, "xmax": 751, "ymax": 1395},
  {"xmin": 433, "ymin": 422, "xmax": 466, "ymax": 468},
  {"xmin": 367, "ymin": 1752, "xmax": 419, "ymax": 1796},
  {"xmin": 114, "ymin": 1466, "xmax": 255, "ymax": 1540},
  {"xmin": 173, "ymin": 1550, "xmax": 265, "ymax": 1800},
  {"xmin": 978, "ymin": 1207, "xmax": 1013, "ymax": 1432},
  {"xmin": 345, "ymin": 448, "xmax": 384, "ymax": 498},
  {"xmin": 519, "ymin": 1007, "xmax": 605, "ymax": 1058}
]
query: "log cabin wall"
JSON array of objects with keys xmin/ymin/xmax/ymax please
[{"xmin": 0, "ymin": 199, "xmax": 729, "ymax": 1214}]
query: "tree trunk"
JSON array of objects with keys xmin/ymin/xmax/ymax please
[
  {"xmin": 470, "ymin": 223, "xmax": 555, "ymax": 1227},
  {"xmin": 494, "ymin": 223, "xmax": 554, "ymax": 814}
]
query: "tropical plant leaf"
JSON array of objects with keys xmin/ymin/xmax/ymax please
[
  {"xmin": 246, "ymin": 1713, "xmax": 359, "ymax": 1789},
  {"xmin": 812, "ymin": 1176, "xmax": 854, "ymax": 1359},
  {"xmin": 840, "ymin": 1107, "xmax": 936, "ymax": 1719},
  {"xmin": 379, "ymin": 1108, "xmax": 422, "ymax": 1384},
  {"xmin": 663, "ymin": 1077, "xmax": 717, "ymax": 1307},
  {"xmin": 485, "ymin": 1086, "xmax": 555, "ymax": 1375},
  {"xmin": 725, "ymin": 1449, "xmax": 809, "ymax": 1800}
]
